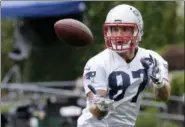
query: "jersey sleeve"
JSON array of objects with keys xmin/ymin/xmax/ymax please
[
  {"xmin": 148, "ymin": 50, "xmax": 169, "ymax": 82},
  {"xmin": 83, "ymin": 60, "xmax": 108, "ymax": 94}
]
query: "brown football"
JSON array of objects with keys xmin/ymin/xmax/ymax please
[{"xmin": 54, "ymin": 18, "xmax": 94, "ymax": 47}]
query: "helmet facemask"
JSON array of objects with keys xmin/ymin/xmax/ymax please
[{"xmin": 104, "ymin": 23, "xmax": 140, "ymax": 53}]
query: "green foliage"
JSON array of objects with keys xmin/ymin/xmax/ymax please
[
  {"xmin": 38, "ymin": 116, "xmax": 61, "ymax": 127},
  {"xmin": 136, "ymin": 107, "xmax": 158, "ymax": 127},
  {"xmin": 1, "ymin": 1, "xmax": 184, "ymax": 81},
  {"xmin": 24, "ymin": 45, "xmax": 88, "ymax": 81},
  {"xmin": 1, "ymin": 104, "xmax": 13, "ymax": 113},
  {"xmin": 136, "ymin": 107, "xmax": 181, "ymax": 127},
  {"xmin": 136, "ymin": 115, "xmax": 157, "ymax": 127},
  {"xmin": 1, "ymin": 3, "xmax": 184, "ymax": 127},
  {"xmin": 86, "ymin": 1, "xmax": 183, "ymax": 51},
  {"xmin": 161, "ymin": 121, "xmax": 181, "ymax": 127},
  {"xmin": 1, "ymin": 20, "xmax": 14, "ymax": 80},
  {"xmin": 76, "ymin": 1, "xmax": 184, "ymax": 81},
  {"xmin": 156, "ymin": 43, "xmax": 184, "ymax": 56},
  {"xmin": 170, "ymin": 71, "xmax": 184, "ymax": 96},
  {"xmin": 1, "ymin": 19, "xmax": 14, "ymax": 53}
]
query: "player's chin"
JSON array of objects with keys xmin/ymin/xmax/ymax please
[{"xmin": 89, "ymin": 104, "xmax": 108, "ymax": 120}]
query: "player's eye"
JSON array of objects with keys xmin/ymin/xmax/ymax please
[
  {"xmin": 111, "ymin": 27, "xmax": 119, "ymax": 32},
  {"xmin": 123, "ymin": 27, "xmax": 134, "ymax": 33}
]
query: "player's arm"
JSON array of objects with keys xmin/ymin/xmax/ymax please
[
  {"xmin": 141, "ymin": 54, "xmax": 171, "ymax": 101},
  {"xmin": 83, "ymin": 62, "xmax": 113, "ymax": 120},
  {"xmin": 152, "ymin": 63, "xmax": 171, "ymax": 101}
]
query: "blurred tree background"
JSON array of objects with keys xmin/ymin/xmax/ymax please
[
  {"xmin": 1, "ymin": 1, "xmax": 184, "ymax": 82},
  {"xmin": 1, "ymin": 1, "xmax": 184, "ymax": 127}
]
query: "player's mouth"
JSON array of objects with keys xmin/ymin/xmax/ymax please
[
  {"xmin": 117, "ymin": 41, "xmax": 122, "ymax": 45},
  {"xmin": 116, "ymin": 40, "xmax": 129, "ymax": 45}
]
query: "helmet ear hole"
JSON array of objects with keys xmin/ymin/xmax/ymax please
[
  {"xmin": 139, "ymin": 30, "xmax": 144, "ymax": 41},
  {"xmin": 140, "ymin": 30, "xmax": 144, "ymax": 36},
  {"xmin": 138, "ymin": 34, "xmax": 142, "ymax": 41}
]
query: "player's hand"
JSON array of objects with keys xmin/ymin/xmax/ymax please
[
  {"xmin": 89, "ymin": 95, "xmax": 114, "ymax": 111},
  {"xmin": 88, "ymin": 95, "xmax": 114, "ymax": 120},
  {"xmin": 140, "ymin": 55, "xmax": 163, "ymax": 87}
]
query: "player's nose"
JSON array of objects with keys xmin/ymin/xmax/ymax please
[
  {"xmin": 117, "ymin": 29, "xmax": 125, "ymax": 36},
  {"xmin": 122, "ymin": 31, "xmax": 132, "ymax": 36}
]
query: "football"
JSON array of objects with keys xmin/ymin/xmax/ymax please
[{"xmin": 54, "ymin": 18, "xmax": 94, "ymax": 47}]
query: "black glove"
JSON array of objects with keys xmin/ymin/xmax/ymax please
[{"xmin": 141, "ymin": 54, "xmax": 163, "ymax": 86}]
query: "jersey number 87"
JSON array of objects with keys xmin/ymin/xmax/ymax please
[{"xmin": 108, "ymin": 69, "xmax": 148, "ymax": 102}]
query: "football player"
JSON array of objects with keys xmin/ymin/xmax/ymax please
[{"xmin": 77, "ymin": 4, "xmax": 171, "ymax": 127}]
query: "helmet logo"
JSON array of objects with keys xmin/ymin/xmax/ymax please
[
  {"xmin": 132, "ymin": 10, "xmax": 142, "ymax": 28},
  {"xmin": 132, "ymin": 10, "xmax": 140, "ymax": 17}
]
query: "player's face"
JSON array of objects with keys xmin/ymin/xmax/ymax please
[
  {"xmin": 110, "ymin": 26, "xmax": 137, "ymax": 58},
  {"xmin": 104, "ymin": 24, "xmax": 139, "ymax": 56},
  {"xmin": 110, "ymin": 26, "xmax": 135, "ymax": 45}
]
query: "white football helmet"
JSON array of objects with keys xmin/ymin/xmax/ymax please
[{"xmin": 104, "ymin": 4, "xmax": 144, "ymax": 53}]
